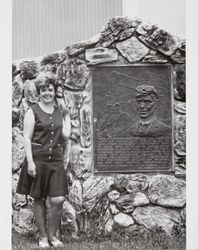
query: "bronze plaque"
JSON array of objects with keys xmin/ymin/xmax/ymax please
[{"xmin": 92, "ymin": 65, "xmax": 173, "ymax": 173}]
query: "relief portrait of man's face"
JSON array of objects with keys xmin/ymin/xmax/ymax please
[{"xmin": 135, "ymin": 94, "xmax": 156, "ymax": 119}]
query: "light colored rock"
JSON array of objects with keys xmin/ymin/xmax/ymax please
[
  {"xmin": 148, "ymin": 175, "xmax": 186, "ymax": 207},
  {"xmin": 69, "ymin": 144, "xmax": 92, "ymax": 179},
  {"xmin": 85, "ymin": 47, "xmax": 118, "ymax": 65},
  {"xmin": 80, "ymin": 104, "xmax": 92, "ymax": 148},
  {"xmin": 132, "ymin": 192, "xmax": 149, "ymax": 207},
  {"xmin": 62, "ymin": 199, "xmax": 76, "ymax": 224},
  {"xmin": 12, "ymin": 208, "xmax": 37, "ymax": 234},
  {"xmin": 23, "ymin": 80, "xmax": 38, "ymax": 103},
  {"xmin": 174, "ymin": 101, "xmax": 186, "ymax": 115},
  {"xmin": 114, "ymin": 213, "xmax": 134, "ymax": 227},
  {"xmin": 83, "ymin": 176, "xmax": 114, "ymax": 212},
  {"xmin": 109, "ymin": 204, "xmax": 120, "ymax": 215},
  {"xmin": 12, "ymin": 127, "xmax": 25, "ymax": 172},
  {"xmin": 107, "ymin": 190, "xmax": 120, "ymax": 202},
  {"xmin": 12, "ymin": 173, "xmax": 20, "ymax": 194},
  {"xmin": 116, "ymin": 37, "xmax": 149, "ymax": 62},
  {"xmin": 104, "ymin": 215, "xmax": 114, "ymax": 233},
  {"xmin": 132, "ymin": 206, "xmax": 180, "ymax": 234},
  {"xmin": 68, "ymin": 180, "xmax": 83, "ymax": 210}
]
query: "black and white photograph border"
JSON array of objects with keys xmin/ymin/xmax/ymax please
[{"xmin": 0, "ymin": 0, "xmax": 198, "ymax": 249}]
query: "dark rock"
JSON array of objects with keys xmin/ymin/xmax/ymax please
[
  {"xmin": 174, "ymin": 64, "xmax": 185, "ymax": 101},
  {"xmin": 85, "ymin": 47, "xmax": 118, "ymax": 65},
  {"xmin": 116, "ymin": 193, "xmax": 149, "ymax": 213},
  {"xmin": 12, "ymin": 106, "xmax": 20, "ymax": 127},
  {"xmin": 100, "ymin": 17, "xmax": 139, "ymax": 47},
  {"xmin": 12, "ymin": 208, "xmax": 37, "ymax": 234},
  {"xmin": 148, "ymin": 175, "xmax": 186, "ymax": 207},
  {"xmin": 68, "ymin": 180, "xmax": 83, "ymax": 210},
  {"xmin": 12, "ymin": 193, "xmax": 27, "ymax": 210},
  {"xmin": 174, "ymin": 114, "xmax": 186, "ymax": 157},
  {"xmin": 56, "ymin": 59, "xmax": 90, "ymax": 91},
  {"xmin": 116, "ymin": 37, "xmax": 149, "ymax": 62},
  {"xmin": 142, "ymin": 50, "xmax": 168, "ymax": 63},
  {"xmin": 114, "ymin": 174, "xmax": 150, "ymax": 192},
  {"xmin": 40, "ymin": 51, "xmax": 66, "ymax": 65},
  {"xmin": 65, "ymin": 34, "xmax": 100, "ymax": 56},
  {"xmin": 19, "ymin": 60, "xmax": 38, "ymax": 81},
  {"xmin": 132, "ymin": 206, "xmax": 180, "ymax": 234},
  {"xmin": 88, "ymin": 197, "xmax": 110, "ymax": 232},
  {"xmin": 136, "ymin": 21, "xmax": 158, "ymax": 36},
  {"xmin": 138, "ymin": 28, "xmax": 178, "ymax": 56},
  {"xmin": 12, "ymin": 75, "xmax": 24, "ymax": 106}
]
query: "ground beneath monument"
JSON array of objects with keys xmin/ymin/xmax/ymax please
[{"xmin": 12, "ymin": 228, "xmax": 185, "ymax": 250}]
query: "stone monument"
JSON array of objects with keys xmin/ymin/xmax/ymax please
[{"xmin": 12, "ymin": 17, "xmax": 186, "ymax": 237}]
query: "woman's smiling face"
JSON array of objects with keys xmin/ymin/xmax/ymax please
[{"xmin": 39, "ymin": 83, "xmax": 55, "ymax": 104}]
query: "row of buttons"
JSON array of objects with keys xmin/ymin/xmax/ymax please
[{"xmin": 49, "ymin": 116, "xmax": 54, "ymax": 159}]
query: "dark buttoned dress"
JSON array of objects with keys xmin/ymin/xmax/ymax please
[{"xmin": 17, "ymin": 103, "xmax": 68, "ymax": 198}]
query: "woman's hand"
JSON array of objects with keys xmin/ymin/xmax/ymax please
[{"xmin": 28, "ymin": 162, "xmax": 37, "ymax": 178}]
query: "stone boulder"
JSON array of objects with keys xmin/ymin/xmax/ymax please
[
  {"xmin": 83, "ymin": 176, "xmax": 114, "ymax": 212},
  {"xmin": 12, "ymin": 75, "xmax": 24, "ymax": 106},
  {"xmin": 116, "ymin": 37, "xmax": 149, "ymax": 63},
  {"xmin": 148, "ymin": 175, "xmax": 186, "ymax": 207},
  {"xmin": 132, "ymin": 206, "xmax": 180, "ymax": 234},
  {"xmin": 12, "ymin": 127, "xmax": 25, "ymax": 172},
  {"xmin": 114, "ymin": 213, "xmax": 134, "ymax": 227},
  {"xmin": 69, "ymin": 144, "xmax": 92, "ymax": 179},
  {"xmin": 68, "ymin": 180, "xmax": 83, "ymax": 210},
  {"xmin": 12, "ymin": 208, "xmax": 37, "ymax": 234},
  {"xmin": 115, "ymin": 193, "xmax": 149, "ymax": 213},
  {"xmin": 107, "ymin": 190, "xmax": 120, "ymax": 202},
  {"xmin": 85, "ymin": 47, "xmax": 118, "ymax": 65}
]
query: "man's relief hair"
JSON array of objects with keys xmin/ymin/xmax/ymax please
[{"xmin": 135, "ymin": 85, "xmax": 159, "ymax": 101}]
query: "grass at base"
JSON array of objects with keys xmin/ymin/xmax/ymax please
[{"xmin": 12, "ymin": 229, "xmax": 186, "ymax": 250}]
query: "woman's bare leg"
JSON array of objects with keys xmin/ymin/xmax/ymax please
[
  {"xmin": 47, "ymin": 196, "xmax": 65, "ymax": 242},
  {"xmin": 34, "ymin": 198, "xmax": 48, "ymax": 244}
]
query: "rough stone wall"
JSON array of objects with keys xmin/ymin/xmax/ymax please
[{"xmin": 12, "ymin": 17, "xmax": 185, "ymax": 236}]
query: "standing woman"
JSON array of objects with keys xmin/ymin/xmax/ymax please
[{"xmin": 17, "ymin": 74, "xmax": 71, "ymax": 248}]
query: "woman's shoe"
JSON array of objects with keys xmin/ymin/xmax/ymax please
[
  {"xmin": 38, "ymin": 240, "xmax": 50, "ymax": 248},
  {"xmin": 50, "ymin": 239, "xmax": 64, "ymax": 248}
]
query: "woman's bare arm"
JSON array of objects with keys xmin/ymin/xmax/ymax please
[
  {"xmin": 23, "ymin": 108, "xmax": 36, "ymax": 177},
  {"xmin": 62, "ymin": 111, "xmax": 71, "ymax": 140}
]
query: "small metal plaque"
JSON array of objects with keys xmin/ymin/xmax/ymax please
[{"xmin": 92, "ymin": 65, "xmax": 173, "ymax": 173}]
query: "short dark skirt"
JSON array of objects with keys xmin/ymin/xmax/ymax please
[{"xmin": 16, "ymin": 158, "xmax": 68, "ymax": 198}]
